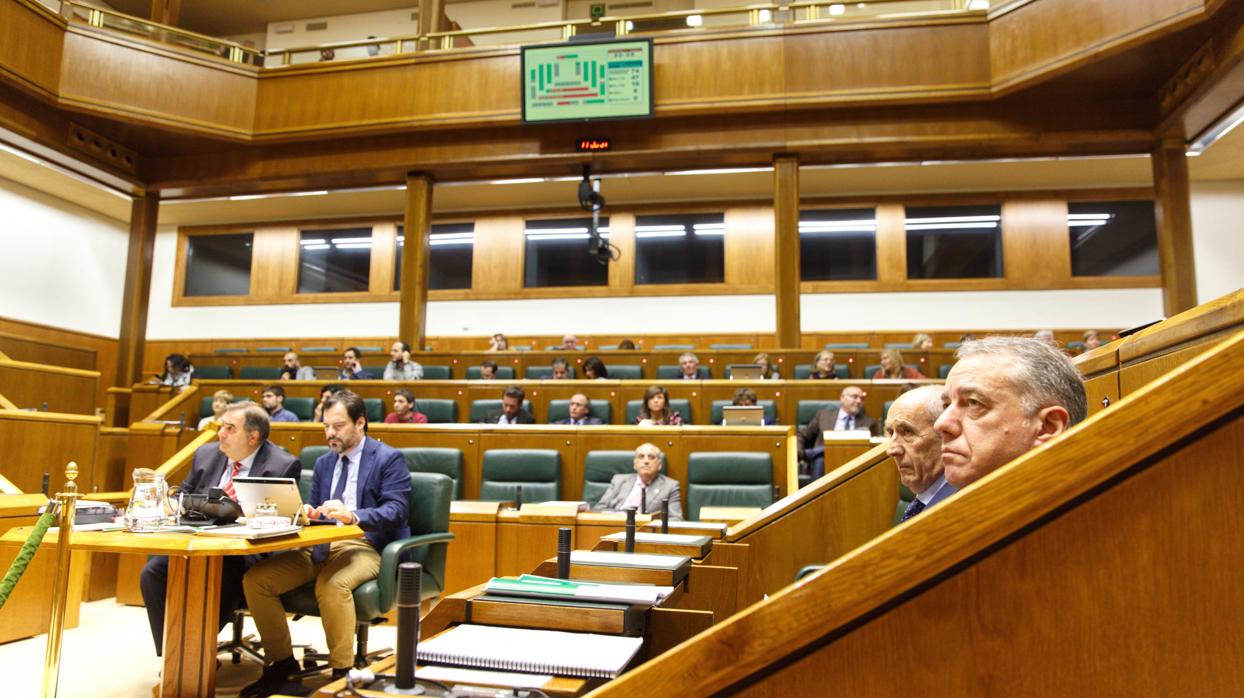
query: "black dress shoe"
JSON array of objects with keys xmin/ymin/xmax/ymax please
[{"xmin": 240, "ymin": 656, "xmax": 300, "ymax": 698}]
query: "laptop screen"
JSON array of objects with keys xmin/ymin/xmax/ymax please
[
  {"xmin": 722, "ymin": 405, "xmax": 764, "ymax": 426},
  {"xmin": 231, "ymin": 476, "xmax": 302, "ymax": 519}
]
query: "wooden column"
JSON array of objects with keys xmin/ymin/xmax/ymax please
[
  {"xmin": 115, "ymin": 193, "xmax": 158, "ymax": 389},
  {"xmin": 399, "ymin": 173, "xmax": 433, "ymax": 349},
  {"xmin": 419, "ymin": 0, "xmax": 447, "ymax": 35},
  {"xmin": 149, "ymin": 0, "xmax": 180, "ymax": 26},
  {"xmin": 773, "ymin": 155, "xmax": 801, "ymax": 349},
  {"xmin": 1151, "ymin": 141, "xmax": 1198, "ymax": 315}
]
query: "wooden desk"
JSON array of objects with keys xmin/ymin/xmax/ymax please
[
  {"xmin": 1, "ymin": 524, "xmax": 363, "ymax": 698},
  {"xmin": 698, "ymin": 506, "xmax": 762, "ymax": 525}
]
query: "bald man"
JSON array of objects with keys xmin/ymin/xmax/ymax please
[{"xmin": 885, "ymin": 385, "xmax": 957, "ymax": 521}]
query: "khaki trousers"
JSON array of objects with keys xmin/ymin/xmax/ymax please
[{"xmin": 242, "ymin": 539, "xmax": 380, "ymax": 668}]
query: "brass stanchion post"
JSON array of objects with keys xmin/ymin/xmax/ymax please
[{"xmin": 42, "ymin": 462, "xmax": 80, "ymax": 698}]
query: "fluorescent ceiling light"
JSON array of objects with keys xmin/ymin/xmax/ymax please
[
  {"xmin": 665, "ymin": 167, "xmax": 771, "ymax": 176},
  {"xmin": 636, "ymin": 230, "xmax": 686, "ymax": 239},
  {"xmin": 526, "ymin": 227, "xmax": 589, "ymax": 236},
  {"xmin": 299, "ymin": 238, "xmax": 327, "ymax": 246},
  {"xmin": 526, "ymin": 232, "xmax": 591, "ymax": 241},
  {"xmin": 905, "ymin": 215, "xmax": 1000, "ymax": 225},
  {"xmin": 635, "ymin": 225, "xmax": 686, "ymax": 233},
  {"xmin": 686, "ymin": 14, "xmax": 702, "ymax": 27},
  {"xmin": 905, "ymin": 222, "xmax": 998, "ymax": 231},
  {"xmin": 290, "ymin": 190, "xmax": 328, "ymax": 197},
  {"xmin": 1187, "ymin": 100, "xmax": 1244, "ymax": 156},
  {"xmin": 489, "ymin": 178, "xmax": 544, "ymax": 185},
  {"xmin": 330, "ymin": 236, "xmax": 372, "ymax": 244},
  {"xmin": 301, "ymin": 243, "xmax": 331, "ymax": 251},
  {"xmin": 0, "ymin": 142, "xmax": 134, "ymax": 200},
  {"xmin": 333, "ymin": 242, "xmax": 373, "ymax": 249}
]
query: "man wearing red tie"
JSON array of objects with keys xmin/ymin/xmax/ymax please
[{"xmin": 138, "ymin": 401, "xmax": 300, "ymax": 656}]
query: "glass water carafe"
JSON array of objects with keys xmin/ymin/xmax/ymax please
[{"xmin": 126, "ymin": 469, "xmax": 174, "ymax": 531}]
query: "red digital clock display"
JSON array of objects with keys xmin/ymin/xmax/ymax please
[{"xmin": 576, "ymin": 138, "xmax": 612, "ymax": 152}]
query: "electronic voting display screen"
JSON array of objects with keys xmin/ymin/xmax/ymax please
[{"xmin": 521, "ymin": 39, "xmax": 653, "ymax": 123}]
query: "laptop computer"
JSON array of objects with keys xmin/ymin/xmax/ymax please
[
  {"xmin": 729, "ymin": 365, "xmax": 763, "ymax": 380},
  {"xmin": 722, "ymin": 405, "xmax": 764, "ymax": 426},
  {"xmin": 232, "ymin": 476, "xmax": 303, "ymax": 519}
]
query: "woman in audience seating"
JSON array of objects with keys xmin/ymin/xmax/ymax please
[
  {"xmin": 809, "ymin": 350, "xmax": 836, "ymax": 380},
  {"xmin": 637, "ymin": 385, "xmax": 683, "ymax": 426},
  {"xmin": 752, "ymin": 352, "xmax": 777, "ymax": 379},
  {"xmin": 158, "ymin": 353, "xmax": 194, "ymax": 391},
  {"xmin": 488, "ymin": 333, "xmax": 509, "ymax": 351},
  {"xmin": 384, "ymin": 388, "xmax": 428, "ymax": 424},
  {"xmin": 871, "ymin": 349, "xmax": 926, "ymax": 379},
  {"xmin": 911, "ymin": 333, "xmax": 935, "ymax": 351},
  {"xmin": 312, "ymin": 383, "xmax": 343, "ymax": 422},
  {"xmin": 583, "ymin": 356, "xmax": 609, "ymax": 379},
  {"xmin": 1082, "ymin": 329, "xmax": 1101, "ymax": 351},
  {"xmin": 197, "ymin": 389, "xmax": 233, "ymax": 430}
]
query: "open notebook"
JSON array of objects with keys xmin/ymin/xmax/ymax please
[{"xmin": 417, "ymin": 624, "xmax": 643, "ymax": 679}]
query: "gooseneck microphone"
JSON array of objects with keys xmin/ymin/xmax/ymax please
[
  {"xmin": 514, "ymin": 485, "xmax": 523, "ymax": 510},
  {"xmin": 640, "ymin": 487, "xmax": 646, "ymax": 515},
  {"xmin": 557, "ymin": 527, "xmax": 571, "ymax": 579},
  {"xmin": 388, "ymin": 561, "xmax": 424, "ymax": 695},
  {"xmin": 625, "ymin": 509, "xmax": 636, "ymax": 553},
  {"xmin": 662, "ymin": 500, "xmax": 670, "ymax": 534}
]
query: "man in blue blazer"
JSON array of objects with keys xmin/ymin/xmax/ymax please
[
  {"xmin": 242, "ymin": 391, "xmax": 410, "ymax": 698},
  {"xmin": 884, "ymin": 386, "xmax": 959, "ymax": 522}
]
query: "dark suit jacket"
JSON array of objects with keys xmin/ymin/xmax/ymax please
[
  {"xmin": 309, "ymin": 436, "xmax": 410, "ymax": 552},
  {"xmin": 180, "ymin": 440, "xmax": 300, "ymax": 495},
  {"xmin": 796, "ymin": 407, "xmax": 878, "ymax": 454},
  {"xmin": 554, "ymin": 416, "xmax": 603, "ymax": 425},
  {"xmin": 593, "ymin": 473, "xmax": 683, "ymax": 521},
  {"xmin": 482, "ymin": 409, "xmax": 535, "ymax": 425}
]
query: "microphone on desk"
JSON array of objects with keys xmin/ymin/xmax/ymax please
[
  {"xmin": 514, "ymin": 485, "xmax": 523, "ymax": 510},
  {"xmin": 625, "ymin": 509, "xmax": 636, "ymax": 553},
  {"xmin": 661, "ymin": 500, "xmax": 669, "ymax": 534},
  {"xmin": 42, "ymin": 473, "xmax": 49, "ymax": 497},
  {"xmin": 557, "ymin": 527, "xmax": 571, "ymax": 579},
  {"xmin": 390, "ymin": 561, "xmax": 424, "ymax": 695},
  {"xmin": 640, "ymin": 487, "xmax": 646, "ymax": 515}
]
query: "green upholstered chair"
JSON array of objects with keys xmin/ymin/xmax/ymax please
[
  {"xmin": 796, "ymin": 400, "xmax": 841, "ymax": 427},
  {"xmin": 511, "ymin": 346, "xmax": 532, "ymax": 352},
  {"xmin": 581, "ymin": 450, "xmax": 668, "ymax": 506},
  {"xmin": 893, "ymin": 482, "xmax": 916, "ymax": 526},
  {"xmin": 297, "ymin": 468, "xmax": 315, "ymax": 501},
  {"xmin": 709, "ymin": 400, "xmax": 777, "ymax": 425},
  {"xmin": 193, "ymin": 365, "xmax": 232, "ymax": 380},
  {"xmin": 656, "ymin": 365, "xmax": 710, "ymax": 379},
  {"xmin": 356, "ymin": 346, "xmax": 384, "ymax": 353},
  {"xmin": 465, "ymin": 365, "xmax": 515, "ymax": 380},
  {"xmin": 710, "ymin": 343, "xmax": 753, "ymax": 350},
  {"xmin": 299, "ymin": 446, "xmax": 329, "ymax": 473},
  {"xmin": 544, "ymin": 345, "xmax": 583, "ymax": 350},
  {"xmin": 363, "ymin": 399, "xmax": 385, "ymax": 424},
  {"xmin": 792, "ymin": 364, "xmax": 848, "ymax": 379},
  {"xmin": 363, "ymin": 366, "xmax": 388, "ymax": 378},
  {"xmin": 256, "ymin": 346, "xmax": 291, "ymax": 352},
  {"xmin": 822, "ymin": 342, "xmax": 870, "ymax": 350},
  {"xmin": 863, "ymin": 364, "xmax": 882, "ymax": 377},
  {"xmin": 281, "ymin": 472, "xmax": 454, "ymax": 670},
  {"xmin": 1068, "ymin": 341, "xmax": 1087, "ymax": 352},
  {"xmin": 478, "ymin": 449, "xmax": 561, "ymax": 501},
  {"xmin": 684, "ymin": 452, "xmax": 773, "ymax": 521},
  {"xmin": 300, "ymin": 346, "xmax": 337, "ymax": 353},
  {"xmin": 608, "ymin": 364, "xmax": 643, "ymax": 379},
  {"xmin": 526, "ymin": 365, "xmax": 577, "ymax": 379},
  {"xmin": 398, "ymin": 447, "xmax": 463, "ymax": 499},
  {"xmin": 943, "ymin": 342, "xmax": 961, "ymax": 349},
  {"xmin": 470, "ymin": 399, "xmax": 532, "ymax": 423},
  {"xmin": 883, "ymin": 342, "xmax": 910, "ymax": 349},
  {"xmin": 284, "ymin": 397, "xmax": 316, "ymax": 421},
  {"xmin": 420, "ymin": 365, "xmax": 452, "ymax": 379},
  {"xmin": 625, "ymin": 398, "xmax": 694, "ymax": 425},
  {"xmin": 415, "ymin": 399, "xmax": 457, "ymax": 424},
  {"xmin": 882, "ymin": 400, "xmax": 894, "ymax": 427},
  {"xmin": 596, "ymin": 344, "xmax": 617, "ymax": 351},
  {"xmin": 215, "ymin": 348, "xmax": 246, "ymax": 353},
  {"xmin": 547, "ymin": 399, "xmax": 612, "ymax": 424},
  {"xmin": 939, "ymin": 364, "xmax": 953, "ymax": 379},
  {"xmin": 198, "ymin": 394, "xmax": 248, "ymax": 421},
  {"xmin": 652, "ymin": 344, "xmax": 695, "ymax": 351},
  {"xmin": 239, "ymin": 366, "xmax": 282, "ymax": 380}
]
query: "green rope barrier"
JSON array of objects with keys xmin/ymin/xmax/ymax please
[{"xmin": 0, "ymin": 508, "xmax": 58, "ymax": 610}]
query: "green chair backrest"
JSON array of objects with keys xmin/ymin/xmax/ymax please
[
  {"xmin": 793, "ymin": 364, "xmax": 848, "ymax": 379},
  {"xmin": 470, "ymin": 399, "xmax": 532, "ymax": 422},
  {"xmin": 653, "ymin": 344, "xmax": 695, "ymax": 351},
  {"xmin": 466, "ymin": 365, "xmax": 515, "ymax": 380},
  {"xmin": 608, "ymin": 364, "xmax": 643, "ymax": 379},
  {"xmin": 547, "ymin": 399, "xmax": 612, "ymax": 424},
  {"xmin": 582, "ymin": 450, "xmax": 668, "ymax": 506},
  {"xmin": 197, "ymin": 394, "xmax": 247, "ymax": 420},
  {"xmin": 796, "ymin": 400, "xmax": 841, "ymax": 427},
  {"xmin": 823, "ymin": 342, "xmax": 870, "ymax": 350},
  {"xmin": 284, "ymin": 397, "xmax": 315, "ymax": 421},
  {"xmin": 239, "ymin": 366, "xmax": 282, "ymax": 380},
  {"xmin": 479, "ymin": 449, "xmax": 561, "ymax": 501},
  {"xmin": 420, "ymin": 365, "xmax": 452, "ymax": 379},
  {"xmin": 215, "ymin": 348, "xmax": 245, "ymax": 353},
  {"xmin": 363, "ymin": 398, "xmax": 385, "ymax": 423},
  {"xmin": 943, "ymin": 342, "xmax": 961, "ymax": 349},
  {"xmin": 882, "ymin": 399, "xmax": 894, "ymax": 426},
  {"xmin": 710, "ymin": 343, "xmax": 752, "ymax": 350},
  {"xmin": 725, "ymin": 363, "xmax": 782, "ymax": 379},
  {"xmin": 656, "ymin": 365, "xmax": 710, "ymax": 379},
  {"xmin": 193, "ymin": 365, "xmax": 232, "ymax": 380},
  {"xmin": 709, "ymin": 400, "xmax": 777, "ymax": 425},
  {"xmin": 596, "ymin": 344, "xmax": 617, "ymax": 351},
  {"xmin": 363, "ymin": 366, "xmax": 387, "ymax": 378},
  {"xmin": 299, "ymin": 446, "xmax": 329, "ymax": 473},
  {"xmin": 298, "ymin": 468, "xmax": 315, "ymax": 502},
  {"xmin": 863, "ymin": 364, "xmax": 882, "ymax": 377},
  {"xmin": 300, "ymin": 345, "xmax": 337, "ymax": 353},
  {"xmin": 398, "ymin": 448, "xmax": 463, "ymax": 499},
  {"xmin": 625, "ymin": 399, "xmax": 694, "ymax": 425},
  {"xmin": 684, "ymin": 452, "xmax": 773, "ymax": 521},
  {"xmin": 356, "ymin": 346, "xmax": 384, "ymax": 353},
  {"xmin": 883, "ymin": 342, "xmax": 910, "ymax": 349},
  {"xmin": 545, "ymin": 345, "xmax": 583, "ymax": 350},
  {"xmin": 415, "ymin": 399, "xmax": 458, "ymax": 424},
  {"xmin": 256, "ymin": 346, "xmax": 291, "ymax": 352},
  {"xmin": 526, "ymin": 365, "xmax": 577, "ymax": 379},
  {"xmin": 939, "ymin": 364, "xmax": 953, "ymax": 379}
]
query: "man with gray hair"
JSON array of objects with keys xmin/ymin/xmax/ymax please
[
  {"xmin": 885, "ymin": 385, "xmax": 958, "ymax": 521},
  {"xmin": 935, "ymin": 337, "xmax": 1087, "ymax": 488}
]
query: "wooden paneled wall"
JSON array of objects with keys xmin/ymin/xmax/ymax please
[
  {"xmin": 0, "ymin": 359, "xmax": 99, "ymax": 415},
  {"xmin": 0, "ymin": 410, "xmax": 101, "ymax": 494},
  {"xmin": 0, "ymin": 316, "xmax": 119, "ymax": 407}
]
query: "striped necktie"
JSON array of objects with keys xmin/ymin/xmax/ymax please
[{"xmin": 222, "ymin": 461, "xmax": 241, "ymax": 500}]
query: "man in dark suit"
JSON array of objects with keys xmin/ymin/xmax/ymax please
[
  {"xmin": 483, "ymin": 385, "xmax": 535, "ymax": 424},
  {"xmin": 885, "ymin": 385, "xmax": 958, "ymax": 522},
  {"xmin": 554, "ymin": 393, "xmax": 603, "ymax": 425},
  {"xmin": 139, "ymin": 401, "xmax": 299, "ymax": 656},
  {"xmin": 592, "ymin": 442, "xmax": 683, "ymax": 521},
  {"xmin": 797, "ymin": 385, "xmax": 877, "ymax": 479},
  {"xmin": 242, "ymin": 390, "xmax": 410, "ymax": 697}
]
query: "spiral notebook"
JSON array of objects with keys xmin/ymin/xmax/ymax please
[{"xmin": 417, "ymin": 624, "xmax": 643, "ymax": 679}]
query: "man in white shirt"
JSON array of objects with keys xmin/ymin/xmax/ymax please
[
  {"xmin": 884, "ymin": 385, "xmax": 958, "ymax": 521},
  {"xmin": 383, "ymin": 340, "xmax": 423, "ymax": 380}
]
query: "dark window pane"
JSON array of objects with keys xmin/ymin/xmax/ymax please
[
  {"xmin": 297, "ymin": 227, "xmax": 372, "ymax": 293},
  {"xmin": 524, "ymin": 217, "xmax": 610, "ymax": 288},
  {"xmin": 905, "ymin": 205, "xmax": 1002, "ymax": 279},
  {"xmin": 634, "ymin": 213, "xmax": 725, "ymax": 285},
  {"xmin": 1068, "ymin": 200, "xmax": 1159, "ymax": 276},
  {"xmin": 799, "ymin": 208, "xmax": 877, "ymax": 281},
  {"xmin": 184, "ymin": 233, "xmax": 252, "ymax": 296},
  {"xmin": 395, "ymin": 224, "xmax": 474, "ymax": 291}
]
